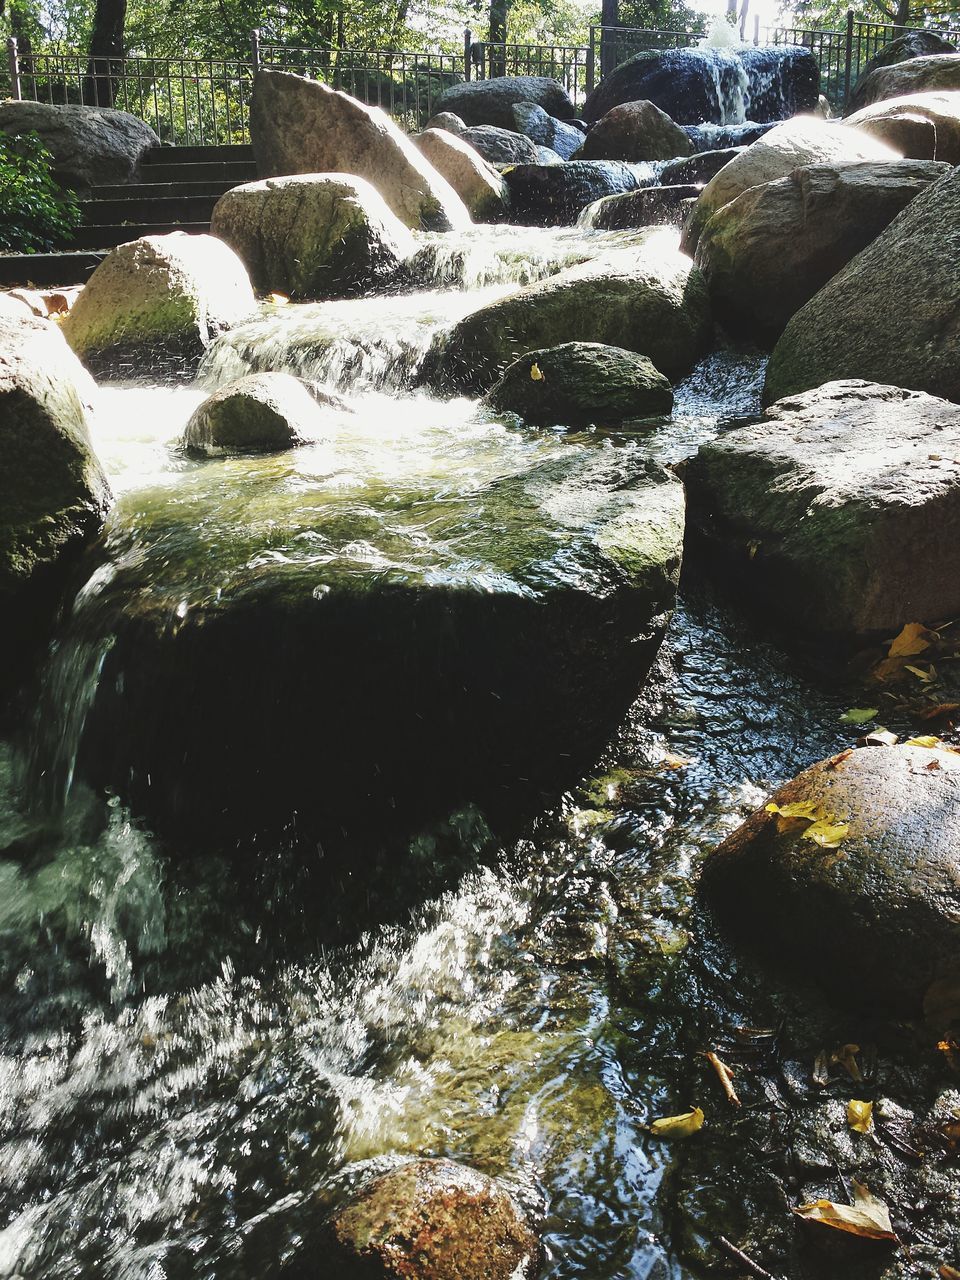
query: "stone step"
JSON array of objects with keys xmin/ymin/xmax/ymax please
[
  {"xmin": 93, "ymin": 180, "xmax": 238, "ymax": 200},
  {"xmin": 142, "ymin": 143, "xmax": 255, "ymax": 166},
  {"xmin": 80, "ymin": 194, "xmax": 222, "ymax": 225},
  {"xmin": 68, "ymin": 223, "xmax": 210, "ymax": 250},
  {"xmin": 141, "ymin": 160, "xmax": 256, "ymax": 185},
  {"xmin": 0, "ymin": 251, "xmax": 107, "ymax": 288}
]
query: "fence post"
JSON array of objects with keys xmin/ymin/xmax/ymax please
[
  {"xmin": 843, "ymin": 8, "xmax": 854, "ymax": 106},
  {"xmin": 6, "ymin": 37, "xmax": 21, "ymax": 100},
  {"xmin": 463, "ymin": 27, "xmax": 472, "ymax": 81},
  {"xmin": 753, "ymin": 14, "xmax": 760, "ymax": 44},
  {"xmin": 251, "ymin": 27, "xmax": 262, "ymax": 75},
  {"xmin": 586, "ymin": 26, "xmax": 596, "ymax": 92}
]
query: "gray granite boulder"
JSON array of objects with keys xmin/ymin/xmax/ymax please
[
  {"xmin": 435, "ymin": 75, "xmax": 575, "ymax": 128},
  {"xmin": 511, "ymin": 101, "xmax": 583, "ymax": 159},
  {"xmin": 0, "ymin": 99, "xmax": 158, "ymax": 192},
  {"xmin": 461, "ymin": 125, "xmax": 539, "ymax": 166}
]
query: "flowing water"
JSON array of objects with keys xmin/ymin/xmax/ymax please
[{"xmin": 0, "ymin": 225, "xmax": 957, "ymax": 1280}]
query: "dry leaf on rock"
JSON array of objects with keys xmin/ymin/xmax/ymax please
[
  {"xmin": 847, "ymin": 1099, "xmax": 874, "ymax": 1133},
  {"xmin": 803, "ymin": 819, "xmax": 850, "ymax": 849},
  {"xmin": 529, "ymin": 362, "xmax": 544, "ymax": 381},
  {"xmin": 649, "ymin": 1106, "xmax": 704, "ymax": 1138},
  {"xmin": 794, "ymin": 1181, "xmax": 898, "ymax": 1243},
  {"xmin": 888, "ymin": 622, "xmax": 937, "ymax": 658}
]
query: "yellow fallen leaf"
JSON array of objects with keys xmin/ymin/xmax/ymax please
[
  {"xmin": 940, "ymin": 1266, "xmax": 960, "ymax": 1280},
  {"xmin": 766, "ymin": 800, "xmax": 819, "ymax": 820},
  {"xmin": 794, "ymin": 1180, "xmax": 897, "ymax": 1242},
  {"xmin": 888, "ymin": 622, "xmax": 937, "ymax": 658},
  {"xmin": 649, "ymin": 1106, "xmax": 704, "ymax": 1138},
  {"xmin": 905, "ymin": 664, "xmax": 937, "ymax": 682},
  {"xmin": 847, "ymin": 1099, "xmax": 874, "ymax": 1133},
  {"xmin": 906, "ymin": 735, "xmax": 941, "ymax": 748},
  {"xmin": 803, "ymin": 819, "xmax": 850, "ymax": 849},
  {"xmin": 529, "ymin": 362, "xmax": 544, "ymax": 381},
  {"xmin": 661, "ymin": 752, "xmax": 693, "ymax": 770}
]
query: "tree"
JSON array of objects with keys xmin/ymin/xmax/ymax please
[{"xmin": 83, "ymin": 0, "xmax": 126, "ymax": 104}]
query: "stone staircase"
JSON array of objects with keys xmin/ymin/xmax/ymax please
[{"xmin": 0, "ymin": 144, "xmax": 256, "ymax": 288}]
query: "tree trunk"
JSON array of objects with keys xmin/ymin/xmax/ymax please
[
  {"xmin": 83, "ymin": 0, "xmax": 127, "ymax": 107},
  {"xmin": 488, "ymin": 0, "xmax": 507, "ymax": 76},
  {"xmin": 895, "ymin": 0, "xmax": 910, "ymax": 27}
]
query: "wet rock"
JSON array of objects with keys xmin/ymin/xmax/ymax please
[
  {"xmin": 422, "ymin": 110, "xmax": 466, "ymax": 135},
  {"xmin": 424, "ymin": 227, "xmax": 709, "ymax": 394},
  {"xmin": 0, "ymin": 100, "xmax": 159, "ymax": 193},
  {"xmin": 296, "ymin": 1160, "xmax": 540, "ymax": 1280},
  {"xmin": 683, "ymin": 380, "xmax": 960, "ymax": 633},
  {"xmin": 210, "ymin": 174, "xmax": 416, "ymax": 300},
  {"xmin": 848, "ymin": 29, "xmax": 957, "ymax": 113},
  {"xmin": 486, "ymin": 341, "xmax": 673, "ymax": 425},
  {"xmin": 460, "ymin": 125, "xmax": 539, "ymax": 166},
  {"xmin": 682, "ymin": 120, "xmax": 774, "ymax": 150},
  {"xmin": 576, "ymin": 100, "xmax": 693, "ymax": 162},
  {"xmin": 845, "ymin": 90, "xmax": 960, "ymax": 163},
  {"xmin": 414, "ymin": 129, "xmax": 508, "ymax": 222},
  {"xmin": 249, "ymin": 69, "xmax": 470, "ymax": 232},
  {"xmin": 61, "ymin": 232, "xmax": 257, "ymax": 379},
  {"xmin": 694, "ymin": 159, "xmax": 949, "ymax": 341},
  {"xmin": 848, "ymin": 50, "xmax": 960, "ymax": 110},
  {"xmin": 584, "ymin": 184, "xmax": 701, "ymax": 231},
  {"xmin": 501, "ymin": 160, "xmax": 656, "ymax": 226},
  {"xmin": 764, "ymin": 165, "xmax": 960, "ymax": 405},
  {"xmin": 182, "ymin": 372, "xmax": 328, "ymax": 454},
  {"xmin": 700, "ymin": 743, "xmax": 960, "ymax": 1013},
  {"xmin": 534, "ymin": 145, "xmax": 564, "ymax": 164},
  {"xmin": 681, "ymin": 115, "xmax": 899, "ymax": 252},
  {"xmin": 435, "ymin": 75, "xmax": 575, "ymax": 129},
  {"xmin": 511, "ymin": 101, "xmax": 583, "ymax": 159},
  {"xmin": 660, "ymin": 146, "xmax": 742, "ymax": 185}
]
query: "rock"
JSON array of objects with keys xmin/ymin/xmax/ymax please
[
  {"xmin": 0, "ymin": 293, "xmax": 35, "ymax": 323},
  {"xmin": 683, "ymin": 380, "xmax": 960, "ymax": 633},
  {"xmin": 502, "ymin": 160, "xmax": 656, "ymax": 226},
  {"xmin": 424, "ymin": 227, "xmax": 709, "ymax": 394},
  {"xmin": 845, "ymin": 90, "xmax": 960, "ymax": 163},
  {"xmin": 0, "ymin": 315, "xmax": 111, "ymax": 676},
  {"xmin": 301, "ymin": 1161, "xmax": 540, "ymax": 1280},
  {"xmin": 680, "ymin": 116, "xmax": 900, "ymax": 252},
  {"xmin": 700, "ymin": 743, "xmax": 960, "ymax": 1014},
  {"xmin": 576, "ymin": 100, "xmax": 693, "ymax": 162},
  {"xmin": 764, "ymin": 165, "xmax": 960, "ymax": 405},
  {"xmin": 423, "ymin": 110, "xmax": 466, "ymax": 135},
  {"xmin": 210, "ymin": 174, "xmax": 415, "ymax": 301},
  {"xmin": 460, "ymin": 125, "xmax": 539, "ymax": 166},
  {"xmin": 0, "ymin": 100, "xmax": 159, "ymax": 193},
  {"xmin": 583, "ymin": 45, "xmax": 819, "ymax": 125},
  {"xmin": 61, "ymin": 232, "xmax": 257, "ymax": 379},
  {"xmin": 249, "ymin": 69, "xmax": 470, "ymax": 232},
  {"xmin": 535, "ymin": 145, "xmax": 564, "ymax": 164},
  {"xmin": 583, "ymin": 184, "xmax": 701, "ymax": 231},
  {"xmin": 660, "ymin": 146, "xmax": 743, "ymax": 185},
  {"xmin": 414, "ymin": 129, "xmax": 508, "ymax": 221},
  {"xmin": 848, "ymin": 29, "xmax": 957, "ymax": 113},
  {"xmin": 694, "ymin": 159, "xmax": 949, "ymax": 341},
  {"xmin": 683, "ymin": 121, "xmax": 775, "ymax": 151},
  {"xmin": 848, "ymin": 50, "xmax": 960, "ymax": 110},
  {"xmin": 182, "ymin": 372, "xmax": 329, "ymax": 454},
  {"xmin": 434, "ymin": 75, "xmax": 575, "ymax": 129},
  {"xmin": 511, "ymin": 101, "xmax": 584, "ymax": 159},
  {"xmin": 486, "ymin": 341, "xmax": 673, "ymax": 426},
  {"xmin": 812, "ymin": 93, "xmax": 834, "ymax": 118}
]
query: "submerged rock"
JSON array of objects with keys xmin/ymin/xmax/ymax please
[
  {"xmin": 764, "ymin": 165, "xmax": 960, "ymax": 405},
  {"xmin": 182, "ymin": 372, "xmax": 328, "ymax": 454},
  {"xmin": 577, "ymin": 100, "xmax": 693, "ymax": 162},
  {"xmin": 486, "ymin": 341, "xmax": 673, "ymax": 425},
  {"xmin": 304, "ymin": 1160, "xmax": 541, "ymax": 1280},
  {"xmin": 249, "ymin": 69, "xmax": 470, "ymax": 232},
  {"xmin": 694, "ymin": 159, "xmax": 949, "ymax": 341},
  {"xmin": 414, "ymin": 129, "xmax": 508, "ymax": 222},
  {"xmin": 502, "ymin": 160, "xmax": 656, "ymax": 226},
  {"xmin": 460, "ymin": 124, "xmax": 539, "ymax": 166},
  {"xmin": 848, "ymin": 50, "xmax": 960, "ymax": 109},
  {"xmin": 435, "ymin": 75, "xmax": 575, "ymax": 129},
  {"xmin": 210, "ymin": 174, "xmax": 416, "ymax": 300},
  {"xmin": 845, "ymin": 90, "xmax": 960, "ymax": 163},
  {"xmin": 701, "ymin": 744, "xmax": 960, "ymax": 1014},
  {"xmin": 683, "ymin": 380, "xmax": 960, "ymax": 633},
  {"xmin": 0, "ymin": 100, "xmax": 159, "ymax": 193},
  {"xmin": 424, "ymin": 228, "xmax": 709, "ymax": 394},
  {"xmin": 61, "ymin": 232, "xmax": 257, "ymax": 379},
  {"xmin": 511, "ymin": 102, "xmax": 584, "ymax": 159}
]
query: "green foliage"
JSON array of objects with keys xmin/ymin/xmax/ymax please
[{"xmin": 0, "ymin": 132, "xmax": 80, "ymax": 253}]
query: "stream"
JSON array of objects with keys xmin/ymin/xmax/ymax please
[{"xmin": 1, "ymin": 224, "xmax": 957, "ymax": 1280}]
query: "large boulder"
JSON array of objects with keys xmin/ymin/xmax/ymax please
[
  {"xmin": 414, "ymin": 129, "xmax": 508, "ymax": 221},
  {"xmin": 182, "ymin": 372, "xmax": 329, "ymax": 454},
  {"xmin": 249, "ymin": 69, "xmax": 470, "ymax": 232},
  {"xmin": 694, "ymin": 159, "xmax": 949, "ymax": 341},
  {"xmin": 659, "ymin": 146, "xmax": 743, "ymax": 185},
  {"xmin": 423, "ymin": 111, "xmax": 466, "ymax": 135},
  {"xmin": 303, "ymin": 1161, "xmax": 541, "ymax": 1280},
  {"xmin": 502, "ymin": 160, "xmax": 655, "ymax": 226},
  {"xmin": 848, "ymin": 50, "xmax": 960, "ymax": 110},
  {"xmin": 583, "ymin": 184, "xmax": 701, "ymax": 231},
  {"xmin": 680, "ymin": 115, "xmax": 900, "ymax": 252},
  {"xmin": 844, "ymin": 90, "xmax": 960, "ymax": 163},
  {"xmin": 683, "ymin": 380, "xmax": 960, "ymax": 633},
  {"xmin": 576, "ymin": 100, "xmax": 693, "ymax": 162},
  {"xmin": 583, "ymin": 45, "xmax": 818, "ymax": 125},
  {"xmin": 511, "ymin": 102, "xmax": 584, "ymax": 160},
  {"xmin": 486, "ymin": 341, "xmax": 673, "ymax": 426},
  {"xmin": 424, "ymin": 228, "xmax": 710, "ymax": 395},
  {"xmin": 210, "ymin": 174, "xmax": 415, "ymax": 301},
  {"xmin": 701, "ymin": 744, "xmax": 960, "ymax": 1015},
  {"xmin": 0, "ymin": 315, "xmax": 111, "ymax": 677},
  {"xmin": 683, "ymin": 121, "xmax": 774, "ymax": 151},
  {"xmin": 61, "ymin": 232, "xmax": 256, "ymax": 379},
  {"xmin": 0, "ymin": 100, "xmax": 158, "ymax": 192},
  {"xmin": 848, "ymin": 29, "xmax": 957, "ymax": 114},
  {"xmin": 460, "ymin": 124, "xmax": 539, "ymax": 166},
  {"xmin": 764, "ymin": 165, "xmax": 960, "ymax": 405},
  {"xmin": 434, "ymin": 75, "xmax": 575, "ymax": 129}
]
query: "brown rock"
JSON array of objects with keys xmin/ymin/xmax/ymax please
[
  {"xmin": 413, "ymin": 129, "xmax": 508, "ymax": 222},
  {"xmin": 577, "ymin": 99, "xmax": 693, "ymax": 162},
  {"xmin": 844, "ymin": 90, "xmax": 960, "ymax": 163}
]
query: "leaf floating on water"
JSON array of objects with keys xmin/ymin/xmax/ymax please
[
  {"xmin": 803, "ymin": 819, "xmax": 850, "ymax": 849},
  {"xmin": 888, "ymin": 622, "xmax": 937, "ymax": 658},
  {"xmin": 840, "ymin": 707, "xmax": 879, "ymax": 724},
  {"xmin": 939, "ymin": 1266, "xmax": 960, "ymax": 1279},
  {"xmin": 661, "ymin": 751, "xmax": 693, "ymax": 770},
  {"xmin": 703, "ymin": 1051, "xmax": 741, "ymax": 1107},
  {"xmin": 529, "ymin": 362, "xmax": 544, "ymax": 381},
  {"xmin": 847, "ymin": 1099, "xmax": 874, "ymax": 1133},
  {"xmin": 649, "ymin": 1106, "xmax": 704, "ymax": 1138},
  {"xmin": 794, "ymin": 1181, "xmax": 898, "ymax": 1243}
]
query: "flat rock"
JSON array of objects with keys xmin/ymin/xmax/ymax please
[
  {"xmin": 502, "ymin": 160, "xmax": 656, "ymax": 226},
  {"xmin": 182, "ymin": 372, "xmax": 327, "ymax": 454},
  {"xmin": 414, "ymin": 129, "xmax": 508, "ymax": 221},
  {"xmin": 0, "ymin": 100, "xmax": 159, "ymax": 192},
  {"xmin": 435, "ymin": 75, "xmax": 575, "ymax": 129},
  {"xmin": 577, "ymin": 100, "xmax": 693, "ymax": 162},
  {"xmin": 683, "ymin": 379, "xmax": 960, "ymax": 633},
  {"xmin": 700, "ymin": 743, "xmax": 960, "ymax": 1014}
]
